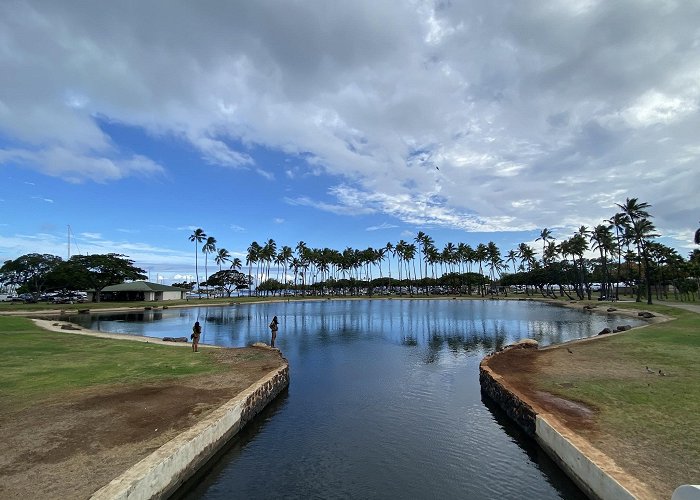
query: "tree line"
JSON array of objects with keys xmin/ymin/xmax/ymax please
[
  {"xmin": 0, "ymin": 253, "xmax": 146, "ymax": 302},
  {"xmin": 2, "ymin": 197, "xmax": 697, "ymax": 303},
  {"xmin": 187, "ymin": 198, "xmax": 700, "ymax": 304}
]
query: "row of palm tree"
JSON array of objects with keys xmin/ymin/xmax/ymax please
[
  {"xmin": 188, "ymin": 228, "xmax": 241, "ymax": 296},
  {"xmin": 188, "ymin": 198, "xmax": 698, "ymax": 303}
]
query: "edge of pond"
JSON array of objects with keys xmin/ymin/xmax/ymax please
[
  {"xmin": 90, "ymin": 360, "xmax": 289, "ymax": 500},
  {"xmin": 479, "ymin": 302, "xmax": 670, "ymax": 500},
  {"xmin": 20, "ymin": 297, "xmax": 667, "ymax": 499}
]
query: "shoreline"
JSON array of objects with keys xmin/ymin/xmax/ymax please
[
  {"xmin": 10, "ymin": 297, "xmax": 679, "ymax": 498},
  {"xmin": 4, "ymin": 312, "xmax": 288, "ymax": 499},
  {"xmin": 479, "ymin": 302, "xmax": 675, "ymax": 500}
]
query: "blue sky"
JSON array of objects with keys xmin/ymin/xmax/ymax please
[{"xmin": 1, "ymin": 1, "xmax": 699, "ymax": 284}]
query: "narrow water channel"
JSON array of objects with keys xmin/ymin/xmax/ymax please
[{"xmin": 72, "ymin": 299, "xmax": 643, "ymax": 499}]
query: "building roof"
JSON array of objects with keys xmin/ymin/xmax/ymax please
[{"xmin": 100, "ymin": 281, "xmax": 187, "ymax": 292}]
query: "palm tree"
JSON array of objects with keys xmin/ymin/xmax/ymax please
[
  {"xmin": 517, "ymin": 243, "xmax": 535, "ymax": 295},
  {"xmin": 404, "ymin": 243, "xmax": 417, "ymax": 294},
  {"xmin": 215, "ymin": 248, "xmax": 231, "ymax": 272},
  {"xmin": 443, "ymin": 242, "xmax": 457, "ymax": 275},
  {"xmin": 246, "ymin": 241, "xmax": 262, "ymax": 295},
  {"xmin": 608, "ymin": 212, "xmax": 629, "ymax": 299},
  {"xmin": 486, "ymin": 242, "xmax": 503, "ymax": 293},
  {"xmin": 617, "ymin": 198, "xmax": 654, "ymax": 302},
  {"xmin": 385, "ymin": 242, "xmax": 395, "ymax": 291},
  {"xmin": 230, "ymin": 257, "xmax": 242, "ymax": 271},
  {"xmin": 536, "ymin": 228, "xmax": 555, "ymax": 266},
  {"xmin": 475, "ymin": 243, "xmax": 488, "ymax": 296},
  {"xmin": 261, "ymin": 239, "xmax": 277, "ymax": 293},
  {"xmin": 415, "ymin": 231, "xmax": 434, "ymax": 293},
  {"xmin": 188, "ymin": 228, "xmax": 207, "ymax": 293},
  {"xmin": 568, "ymin": 233, "xmax": 589, "ymax": 299},
  {"xmin": 202, "ymin": 236, "xmax": 217, "ymax": 297},
  {"xmin": 506, "ymin": 249, "xmax": 518, "ymax": 274},
  {"xmin": 631, "ymin": 218, "xmax": 659, "ymax": 304},
  {"xmin": 290, "ymin": 257, "xmax": 301, "ymax": 293},
  {"xmin": 395, "ymin": 240, "xmax": 406, "ymax": 292},
  {"xmin": 590, "ymin": 224, "xmax": 614, "ymax": 299},
  {"xmin": 278, "ymin": 245, "xmax": 293, "ymax": 288},
  {"xmin": 296, "ymin": 241, "xmax": 309, "ymax": 295},
  {"xmin": 616, "ymin": 197, "xmax": 651, "ymax": 225},
  {"xmin": 543, "ymin": 242, "xmax": 559, "ymax": 268}
]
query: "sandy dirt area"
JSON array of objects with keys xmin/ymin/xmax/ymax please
[
  {"xmin": 0, "ymin": 320, "xmax": 286, "ymax": 499},
  {"xmin": 0, "ymin": 302, "xmax": 683, "ymax": 499},
  {"xmin": 484, "ymin": 325, "xmax": 684, "ymax": 500}
]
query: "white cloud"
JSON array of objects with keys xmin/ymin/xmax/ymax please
[
  {"xmin": 0, "ymin": 0, "xmax": 699, "ymax": 239},
  {"xmin": 0, "ymin": 147, "xmax": 164, "ymax": 183},
  {"xmin": 31, "ymin": 196, "xmax": 54, "ymax": 203},
  {"xmin": 620, "ymin": 90, "xmax": 698, "ymax": 127},
  {"xmin": 366, "ymin": 222, "xmax": 399, "ymax": 231}
]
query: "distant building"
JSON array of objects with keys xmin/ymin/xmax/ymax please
[{"xmin": 87, "ymin": 281, "xmax": 187, "ymax": 302}]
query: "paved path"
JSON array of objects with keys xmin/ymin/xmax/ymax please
[{"xmin": 658, "ymin": 302, "xmax": 700, "ymax": 314}]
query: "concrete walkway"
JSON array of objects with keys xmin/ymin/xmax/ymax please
[{"xmin": 658, "ymin": 301, "xmax": 700, "ymax": 314}]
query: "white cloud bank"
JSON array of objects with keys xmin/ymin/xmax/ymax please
[{"xmin": 1, "ymin": 0, "xmax": 699, "ymax": 240}]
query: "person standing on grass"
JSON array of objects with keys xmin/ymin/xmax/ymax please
[
  {"xmin": 191, "ymin": 321, "xmax": 202, "ymax": 352},
  {"xmin": 269, "ymin": 316, "xmax": 279, "ymax": 348}
]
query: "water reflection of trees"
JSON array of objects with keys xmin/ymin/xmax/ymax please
[{"xmin": 73, "ymin": 300, "xmax": 644, "ymax": 355}]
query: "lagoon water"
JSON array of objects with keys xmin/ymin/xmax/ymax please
[{"xmin": 72, "ymin": 299, "xmax": 643, "ymax": 499}]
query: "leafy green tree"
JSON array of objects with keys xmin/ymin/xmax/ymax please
[
  {"xmin": 0, "ymin": 253, "xmax": 63, "ymax": 299},
  {"xmin": 171, "ymin": 281, "xmax": 195, "ymax": 291},
  {"xmin": 68, "ymin": 254, "xmax": 147, "ymax": 302},
  {"xmin": 203, "ymin": 269, "xmax": 251, "ymax": 297}
]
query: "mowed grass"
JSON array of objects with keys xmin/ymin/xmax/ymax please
[
  {"xmin": 535, "ymin": 303, "xmax": 700, "ymax": 493},
  {"xmin": 0, "ymin": 316, "xmax": 226, "ymax": 408}
]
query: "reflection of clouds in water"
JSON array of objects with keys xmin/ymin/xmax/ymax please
[
  {"xmin": 72, "ymin": 300, "xmax": 645, "ymax": 356},
  {"xmin": 68, "ymin": 299, "xmax": 613, "ymax": 498}
]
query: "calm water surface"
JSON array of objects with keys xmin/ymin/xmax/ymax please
[{"xmin": 72, "ymin": 299, "xmax": 643, "ymax": 499}]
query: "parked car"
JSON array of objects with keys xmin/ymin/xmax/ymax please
[{"xmin": 52, "ymin": 292, "xmax": 86, "ymax": 304}]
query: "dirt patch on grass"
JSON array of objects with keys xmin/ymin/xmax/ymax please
[
  {"xmin": 484, "ymin": 338, "xmax": 685, "ymax": 499},
  {"xmin": 0, "ymin": 346, "xmax": 286, "ymax": 499}
]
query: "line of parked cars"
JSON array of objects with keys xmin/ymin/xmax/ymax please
[{"xmin": 0, "ymin": 292, "xmax": 87, "ymax": 303}]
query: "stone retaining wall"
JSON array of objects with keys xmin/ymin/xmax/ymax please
[
  {"xmin": 480, "ymin": 351, "xmax": 641, "ymax": 500},
  {"xmin": 479, "ymin": 362, "xmax": 537, "ymax": 437},
  {"xmin": 91, "ymin": 362, "xmax": 289, "ymax": 500}
]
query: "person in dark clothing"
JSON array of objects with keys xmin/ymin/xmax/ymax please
[
  {"xmin": 269, "ymin": 316, "xmax": 279, "ymax": 347},
  {"xmin": 191, "ymin": 321, "xmax": 201, "ymax": 352}
]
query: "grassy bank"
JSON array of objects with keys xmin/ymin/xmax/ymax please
[
  {"xmin": 0, "ymin": 316, "xmax": 226, "ymax": 409},
  {"xmin": 534, "ymin": 303, "xmax": 699, "ymax": 495}
]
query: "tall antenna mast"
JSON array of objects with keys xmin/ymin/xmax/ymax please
[{"xmin": 67, "ymin": 225, "xmax": 71, "ymax": 259}]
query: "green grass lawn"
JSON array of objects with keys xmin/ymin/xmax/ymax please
[
  {"xmin": 535, "ymin": 303, "xmax": 700, "ymax": 495},
  {"xmin": 0, "ymin": 316, "xmax": 226, "ymax": 409}
]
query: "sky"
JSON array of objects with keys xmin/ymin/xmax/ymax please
[{"xmin": 1, "ymin": 0, "xmax": 699, "ymax": 284}]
